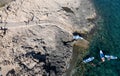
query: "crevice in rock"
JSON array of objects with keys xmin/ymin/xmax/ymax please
[
  {"xmin": 6, "ymin": 69, "xmax": 16, "ymax": 76},
  {"xmin": 42, "ymin": 46, "xmax": 48, "ymax": 52},
  {"xmin": 73, "ymin": 31, "xmax": 88, "ymax": 39},
  {"xmin": 25, "ymin": 51, "xmax": 48, "ymax": 62},
  {"xmin": 43, "ymin": 62, "xmax": 57, "ymax": 76},
  {"xmin": 21, "ymin": 45, "xmax": 34, "ymax": 50},
  {"xmin": 33, "ymin": 38, "xmax": 45, "ymax": 44},
  {"xmin": 62, "ymin": 7, "xmax": 74, "ymax": 14},
  {"xmin": 62, "ymin": 40, "xmax": 74, "ymax": 46},
  {"xmin": 73, "ymin": 32, "xmax": 82, "ymax": 36}
]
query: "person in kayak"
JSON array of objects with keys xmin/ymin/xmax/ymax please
[
  {"xmin": 100, "ymin": 50, "xmax": 105, "ymax": 62},
  {"xmin": 105, "ymin": 55, "xmax": 118, "ymax": 60},
  {"xmin": 83, "ymin": 57, "xmax": 95, "ymax": 63}
]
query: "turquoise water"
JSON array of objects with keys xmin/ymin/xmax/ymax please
[{"xmin": 85, "ymin": 0, "xmax": 120, "ymax": 76}]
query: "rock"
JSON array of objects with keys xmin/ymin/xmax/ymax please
[
  {"xmin": 0, "ymin": 0, "xmax": 13, "ymax": 7},
  {"xmin": 0, "ymin": 0, "xmax": 96, "ymax": 76},
  {"xmin": 86, "ymin": 12, "xmax": 97, "ymax": 21}
]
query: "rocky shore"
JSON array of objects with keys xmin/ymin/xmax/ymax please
[{"xmin": 0, "ymin": 0, "xmax": 96, "ymax": 76}]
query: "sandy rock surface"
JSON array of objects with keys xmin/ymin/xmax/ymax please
[{"xmin": 0, "ymin": 0, "xmax": 96, "ymax": 76}]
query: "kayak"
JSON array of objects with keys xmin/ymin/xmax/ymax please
[
  {"xmin": 83, "ymin": 57, "xmax": 95, "ymax": 63},
  {"xmin": 105, "ymin": 55, "xmax": 118, "ymax": 60},
  {"xmin": 100, "ymin": 50, "xmax": 105, "ymax": 62},
  {"xmin": 73, "ymin": 35, "xmax": 83, "ymax": 40}
]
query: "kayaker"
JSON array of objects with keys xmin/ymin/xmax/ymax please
[
  {"xmin": 100, "ymin": 50, "xmax": 105, "ymax": 62},
  {"xmin": 105, "ymin": 55, "xmax": 118, "ymax": 60},
  {"xmin": 83, "ymin": 57, "xmax": 95, "ymax": 63}
]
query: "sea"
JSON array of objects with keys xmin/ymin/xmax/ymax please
[{"xmin": 84, "ymin": 0, "xmax": 120, "ymax": 76}]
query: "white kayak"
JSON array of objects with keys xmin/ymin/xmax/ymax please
[
  {"xmin": 73, "ymin": 35, "xmax": 83, "ymax": 40},
  {"xmin": 105, "ymin": 55, "xmax": 118, "ymax": 60},
  {"xmin": 83, "ymin": 57, "xmax": 95, "ymax": 63}
]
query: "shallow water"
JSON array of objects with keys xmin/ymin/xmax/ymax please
[
  {"xmin": 84, "ymin": 0, "xmax": 120, "ymax": 76},
  {"xmin": 65, "ymin": 46, "xmax": 80, "ymax": 76}
]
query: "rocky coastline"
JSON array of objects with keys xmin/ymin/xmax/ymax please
[{"xmin": 0, "ymin": 0, "xmax": 97, "ymax": 76}]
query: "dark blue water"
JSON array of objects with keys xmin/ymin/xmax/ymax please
[{"xmin": 85, "ymin": 0, "xmax": 120, "ymax": 76}]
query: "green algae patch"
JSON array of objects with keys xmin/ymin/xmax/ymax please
[
  {"xmin": 72, "ymin": 46, "xmax": 89, "ymax": 76},
  {"xmin": 66, "ymin": 39, "xmax": 90, "ymax": 76}
]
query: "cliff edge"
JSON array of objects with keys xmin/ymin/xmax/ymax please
[{"xmin": 0, "ymin": 0, "xmax": 96, "ymax": 76}]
